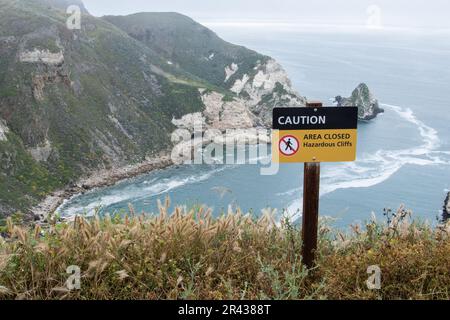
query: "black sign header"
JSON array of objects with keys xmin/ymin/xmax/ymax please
[{"xmin": 273, "ymin": 107, "xmax": 358, "ymax": 130}]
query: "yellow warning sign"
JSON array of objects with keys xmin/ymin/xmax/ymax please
[{"xmin": 273, "ymin": 129, "xmax": 358, "ymax": 163}]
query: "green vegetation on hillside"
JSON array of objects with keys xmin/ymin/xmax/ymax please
[
  {"xmin": 0, "ymin": 0, "xmax": 274, "ymax": 217},
  {"xmin": 103, "ymin": 12, "xmax": 269, "ymax": 88},
  {"xmin": 0, "ymin": 133, "xmax": 64, "ymax": 212},
  {"xmin": 0, "ymin": 204, "xmax": 448, "ymax": 300}
]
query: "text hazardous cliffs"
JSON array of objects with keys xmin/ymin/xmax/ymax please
[{"xmin": 273, "ymin": 107, "xmax": 358, "ymax": 163}]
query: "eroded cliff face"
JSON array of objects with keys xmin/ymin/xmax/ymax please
[
  {"xmin": 104, "ymin": 12, "xmax": 307, "ymax": 147},
  {"xmin": 172, "ymin": 59, "xmax": 306, "ymax": 135},
  {"xmin": 19, "ymin": 49, "xmax": 64, "ymax": 65},
  {"xmin": 0, "ymin": 1, "xmax": 212, "ymax": 216},
  {"xmin": 16, "ymin": 25, "xmax": 72, "ymax": 102},
  {"xmin": 201, "ymin": 91, "xmax": 255, "ymax": 130},
  {"xmin": 229, "ymin": 59, "xmax": 306, "ymax": 126},
  {"xmin": 170, "ymin": 59, "xmax": 305, "ymax": 164},
  {"xmin": 224, "ymin": 63, "xmax": 239, "ymax": 82},
  {"xmin": 0, "ymin": 1, "xmax": 306, "ymax": 217},
  {"xmin": 0, "ymin": 119, "xmax": 9, "ymax": 142},
  {"xmin": 336, "ymin": 83, "xmax": 384, "ymax": 121}
]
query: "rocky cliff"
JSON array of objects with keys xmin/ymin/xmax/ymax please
[
  {"xmin": 0, "ymin": 0, "xmax": 305, "ymax": 218},
  {"xmin": 228, "ymin": 59, "xmax": 306, "ymax": 126},
  {"xmin": 335, "ymin": 83, "xmax": 384, "ymax": 121},
  {"xmin": 170, "ymin": 59, "xmax": 306, "ymax": 133},
  {"xmin": 104, "ymin": 13, "xmax": 306, "ymax": 128}
]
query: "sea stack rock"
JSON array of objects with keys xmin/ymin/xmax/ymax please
[
  {"xmin": 335, "ymin": 83, "xmax": 384, "ymax": 121},
  {"xmin": 443, "ymin": 192, "xmax": 450, "ymax": 221}
]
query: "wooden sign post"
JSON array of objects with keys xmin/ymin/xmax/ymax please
[
  {"xmin": 302, "ymin": 102, "xmax": 322, "ymax": 269},
  {"xmin": 273, "ymin": 102, "xmax": 358, "ymax": 268}
]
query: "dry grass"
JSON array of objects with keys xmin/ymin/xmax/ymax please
[{"xmin": 0, "ymin": 201, "xmax": 449, "ymax": 300}]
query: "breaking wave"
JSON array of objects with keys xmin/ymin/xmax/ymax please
[
  {"xmin": 285, "ymin": 103, "xmax": 449, "ymax": 221},
  {"xmin": 58, "ymin": 166, "xmax": 228, "ymax": 218},
  {"xmin": 59, "ymin": 104, "xmax": 449, "ymax": 221}
]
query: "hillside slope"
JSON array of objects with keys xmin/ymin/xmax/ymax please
[
  {"xmin": 104, "ymin": 12, "xmax": 267, "ymax": 88},
  {"xmin": 0, "ymin": 0, "xmax": 305, "ymax": 219},
  {"xmin": 105, "ymin": 12, "xmax": 306, "ymax": 126}
]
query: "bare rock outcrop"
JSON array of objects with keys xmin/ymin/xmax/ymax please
[
  {"xmin": 31, "ymin": 66, "xmax": 72, "ymax": 101},
  {"xmin": 230, "ymin": 59, "xmax": 306, "ymax": 126},
  {"xmin": 201, "ymin": 91, "xmax": 255, "ymax": 130},
  {"xmin": 19, "ymin": 49, "xmax": 64, "ymax": 65},
  {"xmin": 28, "ymin": 139, "xmax": 53, "ymax": 162},
  {"xmin": 444, "ymin": 192, "xmax": 450, "ymax": 221},
  {"xmin": 336, "ymin": 83, "xmax": 384, "ymax": 121},
  {"xmin": 0, "ymin": 119, "xmax": 9, "ymax": 142}
]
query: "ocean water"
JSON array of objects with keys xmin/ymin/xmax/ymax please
[{"xmin": 58, "ymin": 27, "xmax": 450, "ymax": 228}]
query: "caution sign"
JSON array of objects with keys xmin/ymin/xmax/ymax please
[{"xmin": 273, "ymin": 107, "xmax": 358, "ymax": 163}]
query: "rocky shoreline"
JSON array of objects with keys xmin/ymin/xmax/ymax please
[
  {"xmin": 444, "ymin": 192, "xmax": 450, "ymax": 221},
  {"xmin": 33, "ymin": 128, "xmax": 272, "ymax": 222},
  {"xmin": 32, "ymin": 155, "xmax": 173, "ymax": 222}
]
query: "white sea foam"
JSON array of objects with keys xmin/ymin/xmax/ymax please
[
  {"xmin": 60, "ymin": 104, "xmax": 449, "ymax": 221},
  {"xmin": 59, "ymin": 166, "xmax": 228, "ymax": 218},
  {"xmin": 142, "ymin": 167, "xmax": 228, "ymax": 197},
  {"xmin": 59, "ymin": 193, "xmax": 132, "ymax": 219},
  {"xmin": 285, "ymin": 104, "xmax": 449, "ymax": 218}
]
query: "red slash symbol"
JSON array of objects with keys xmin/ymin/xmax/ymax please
[{"xmin": 279, "ymin": 135, "xmax": 299, "ymax": 156}]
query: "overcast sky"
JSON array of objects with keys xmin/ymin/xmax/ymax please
[{"xmin": 82, "ymin": 0, "xmax": 450, "ymax": 30}]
